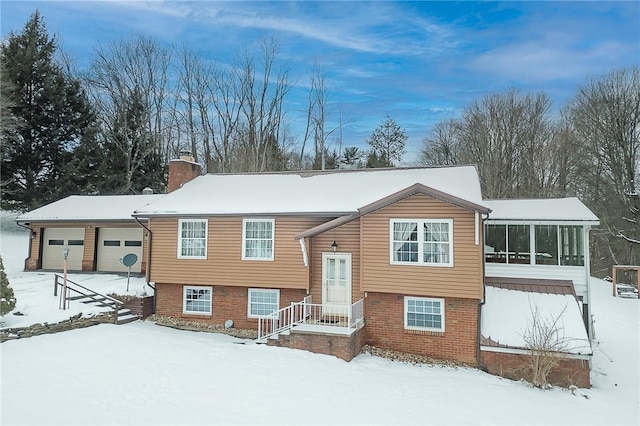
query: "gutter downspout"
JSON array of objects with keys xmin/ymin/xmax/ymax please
[
  {"xmin": 584, "ymin": 225, "xmax": 593, "ymax": 341},
  {"xmin": 133, "ymin": 217, "xmax": 155, "ymax": 294},
  {"xmin": 16, "ymin": 221, "xmax": 33, "ymax": 271},
  {"xmin": 477, "ymin": 212, "xmax": 490, "ymax": 370}
]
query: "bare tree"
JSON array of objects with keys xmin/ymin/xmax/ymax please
[
  {"xmin": 86, "ymin": 36, "xmax": 171, "ymax": 192},
  {"xmin": 567, "ymin": 67, "xmax": 640, "ymax": 267},
  {"xmin": 419, "ymin": 119, "xmax": 460, "ymax": 166},
  {"xmin": 236, "ymin": 38, "xmax": 291, "ymax": 172},
  {"xmin": 457, "ymin": 89, "xmax": 553, "ymax": 198}
]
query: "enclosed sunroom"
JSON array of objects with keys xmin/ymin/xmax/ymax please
[{"xmin": 483, "ymin": 197, "xmax": 599, "ymax": 334}]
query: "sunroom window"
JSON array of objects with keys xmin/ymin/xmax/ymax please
[{"xmin": 485, "ymin": 223, "xmax": 584, "ymax": 266}]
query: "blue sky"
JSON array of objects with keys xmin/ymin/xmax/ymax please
[{"xmin": 2, "ymin": 1, "xmax": 639, "ymax": 163}]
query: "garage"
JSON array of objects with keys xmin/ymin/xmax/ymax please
[
  {"xmin": 97, "ymin": 227, "xmax": 143, "ymax": 273},
  {"xmin": 42, "ymin": 228, "xmax": 85, "ymax": 271}
]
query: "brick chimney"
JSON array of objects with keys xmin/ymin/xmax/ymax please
[{"xmin": 168, "ymin": 152, "xmax": 202, "ymax": 193}]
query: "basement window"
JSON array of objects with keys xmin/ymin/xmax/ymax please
[
  {"xmin": 183, "ymin": 286, "xmax": 212, "ymax": 315},
  {"xmin": 404, "ymin": 297, "xmax": 445, "ymax": 332},
  {"xmin": 247, "ymin": 289, "xmax": 280, "ymax": 318}
]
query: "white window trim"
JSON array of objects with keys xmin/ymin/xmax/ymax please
[
  {"xmin": 404, "ymin": 296, "xmax": 445, "ymax": 332},
  {"xmin": 389, "ymin": 218, "xmax": 454, "ymax": 267},
  {"xmin": 247, "ymin": 288, "xmax": 280, "ymax": 318},
  {"xmin": 183, "ymin": 285, "xmax": 212, "ymax": 315},
  {"xmin": 177, "ymin": 219, "xmax": 208, "ymax": 259},
  {"xmin": 242, "ymin": 218, "xmax": 275, "ymax": 261}
]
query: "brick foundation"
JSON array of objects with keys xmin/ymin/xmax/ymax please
[
  {"xmin": 123, "ymin": 296, "xmax": 155, "ymax": 319},
  {"xmin": 268, "ymin": 326, "xmax": 366, "ymax": 361},
  {"xmin": 155, "ymin": 283, "xmax": 306, "ymax": 330},
  {"xmin": 364, "ymin": 292, "xmax": 479, "ymax": 365},
  {"xmin": 25, "ymin": 257, "xmax": 39, "ymax": 271},
  {"xmin": 82, "ymin": 259, "xmax": 94, "ymax": 272},
  {"xmin": 480, "ymin": 349, "xmax": 591, "ymax": 388}
]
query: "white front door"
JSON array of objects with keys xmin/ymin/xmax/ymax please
[{"xmin": 322, "ymin": 253, "xmax": 352, "ymax": 314}]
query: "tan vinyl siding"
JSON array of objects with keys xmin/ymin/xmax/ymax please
[
  {"xmin": 84, "ymin": 227, "xmax": 96, "ymax": 263},
  {"xmin": 361, "ymin": 193, "xmax": 483, "ymax": 300},
  {"xmin": 149, "ymin": 217, "xmax": 328, "ymax": 289},
  {"xmin": 310, "ymin": 219, "xmax": 364, "ymax": 304}
]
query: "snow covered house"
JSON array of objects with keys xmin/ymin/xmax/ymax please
[
  {"xmin": 15, "ymin": 159, "xmax": 599, "ymax": 384},
  {"xmin": 132, "ymin": 163, "xmax": 490, "ymax": 364},
  {"xmin": 16, "ymin": 194, "xmax": 162, "ymax": 273}
]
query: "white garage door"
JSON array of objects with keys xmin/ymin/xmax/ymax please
[
  {"xmin": 97, "ymin": 228, "xmax": 143, "ymax": 273},
  {"xmin": 42, "ymin": 228, "xmax": 85, "ymax": 271}
]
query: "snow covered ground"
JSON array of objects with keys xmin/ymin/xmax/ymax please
[{"xmin": 1, "ymin": 212, "xmax": 638, "ymax": 425}]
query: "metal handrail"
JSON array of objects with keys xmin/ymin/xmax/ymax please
[{"xmin": 53, "ymin": 274, "xmax": 124, "ymax": 308}]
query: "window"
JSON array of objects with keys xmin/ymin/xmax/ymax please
[
  {"xmin": 507, "ymin": 225, "xmax": 530, "ymax": 264},
  {"xmin": 535, "ymin": 225, "xmax": 558, "ymax": 265},
  {"xmin": 183, "ymin": 286, "xmax": 212, "ymax": 314},
  {"xmin": 404, "ymin": 297, "xmax": 444, "ymax": 332},
  {"xmin": 103, "ymin": 240, "xmax": 121, "ymax": 247},
  {"xmin": 48, "ymin": 240, "xmax": 64, "ymax": 246},
  {"xmin": 391, "ymin": 219, "xmax": 453, "ymax": 266},
  {"xmin": 485, "ymin": 223, "xmax": 585, "ymax": 267},
  {"xmin": 560, "ymin": 226, "xmax": 584, "ymax": 266},
  {"xmin": 242, "ymin": 219, "xmax": 274, "ymax": 260},
  {"xmin": 125, "ymin": 240, "xmax": 142, "ymax": 247},
  {"xmin": 178, "ymin": 219, "xmax": 208, "ymax": 259},
  {"xmin": 247, "ymin": 289, "xmax": 280, "ymax": 318},
  {"xmin": 484, "ymin": 224, "xmax": 531, "ymax": 264},
  {"xmin": 484, "ymin": 225, "xmax": 506, "ymax": 263}
]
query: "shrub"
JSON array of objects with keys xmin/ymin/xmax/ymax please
[
  {"xmin": 522, "ymin": 303, "xmax": 570, "ymax": 388},
  {"xmin": 0, "ymin": 257, "xmax": 17, "ymax": 316}
]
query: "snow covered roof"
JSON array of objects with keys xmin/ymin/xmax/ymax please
[
  {"xmin": 16, "ymin": 194, "xmax": 165, "ymax": 223},
  {"xmin": 481, "ymin": 285, "xmax": 592, "ymax": 356},
  {"xmin": 133, "ymin": 166, "xmax": 488, "ymax": 216},
  {"xmin": 485, "ymin": 198, "xmax": 599, "ymax": 223}
]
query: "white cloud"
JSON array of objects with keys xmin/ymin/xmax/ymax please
[{"xmin": 472, "ymin": 39, "xmax": 630, "ymax": 82}]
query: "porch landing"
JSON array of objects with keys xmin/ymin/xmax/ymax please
[{"xmin": 267, "ymin": 322, "xmax": 366, "ymax": 361}]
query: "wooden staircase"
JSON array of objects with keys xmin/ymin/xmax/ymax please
[{"xmin": 54, "ymin": 275, "xmax": 139, "ymax": 325}]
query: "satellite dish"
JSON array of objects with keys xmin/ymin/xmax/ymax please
[
  {"xmin": 122, "ymin": 253, "xmax": 138, "ymax": 267},
  {"xmin": 224, "ymin": 319, "xmax": 234, "ymax": 329},
  {"xmin": 120, "ymin": 253, "xmax": 138, "ymax": 292}
]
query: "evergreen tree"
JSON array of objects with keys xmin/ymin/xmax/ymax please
[
  {"xmin": 0, "ymin": 10, "xmax": 96, "ymax": 211},
  {"xmin": 95, "ymin": 87, "xmax": 165, "ymax": 194},
  {"xmin": 366, "ymin": 115, "xmax": 407, "ymax": 167},
  {"xmin": 365, "ymin": 150, "xmax": 391, "ymax": 168},
  {"xmin": 0, "ymin": 257, "xmax": 17, "ymax": 317}
]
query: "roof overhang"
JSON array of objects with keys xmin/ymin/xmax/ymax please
[
  {"xmin": 16, "ymin": 218, "xmax": 147, "ymax": 225},
  {"xmin": 296, "ymin": 183, "xmax": 490, "ymax": 239}
]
